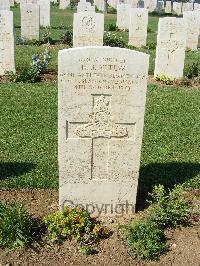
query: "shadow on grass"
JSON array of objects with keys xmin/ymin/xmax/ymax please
[
  {"xmin": 136, "ymin": 162, "xmax": 200, "ymax": 211},
  {"xmin": 0, "ymin": 162, "xmax": 35, "ymax": 180}
]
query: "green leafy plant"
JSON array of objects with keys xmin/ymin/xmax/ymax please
[
  {"xmin": 6, "ymin": 48, "xmax": 51, "ymax": 83},
  {"xmin": 60, "ymin": 28, "xmax": 73, "ymax": 46},
  {"xmin": 149, "ymin": 185, "xmax": 191, "ymax": 228},
  {"xmin": 0, "ymin": 201, "xmax": 32, "ymax": 248},
  {"xmin": 44, "ymin": 206, "xmax": 111, "ymax": 244},
  {"xmin": 42, "ymin": 27, "xmax": 53, "ymax": 44},
  {"xmin": 103, "ymin": 32, "xmax": 126, "ymax": 48},
  {"xmin": 124, "ymin": 219, "xmax": 166, "ymax": 260},
  {"xmin": 106, "ymin": 23, "xmax": 117, "ymax": 31},
  {"xmin": 155, "ymin": 75, "xmax": 173, "ymax": 85},
  {"xmin": 184, "ymin": 56, "xmax": 200, "ymax": 79},
  {"xmin": 147, "ymin": 42, "xmax": 157, "ymax": 50}
]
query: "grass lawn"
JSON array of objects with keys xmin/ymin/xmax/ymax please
[
  {"xmin": 1, "ymin": 83, "xmax": 200, "ymax": 191},
  {"xmin": 0, "ymin": 5, "xmax": 200, "ymax": 193}
]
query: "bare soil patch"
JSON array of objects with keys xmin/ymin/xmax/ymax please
[{"xmin": 0, "ymin": 189, "xmax": 199, "ymax": 266}]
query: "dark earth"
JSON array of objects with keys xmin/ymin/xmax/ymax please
[{"xmin": 0, "ymin": 189, "xmax": 199, "ymax": 266}]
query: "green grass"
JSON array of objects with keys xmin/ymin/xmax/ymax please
[{"xmin": 0, "ymin": 83, "xmax": 199, "ymax": 189}]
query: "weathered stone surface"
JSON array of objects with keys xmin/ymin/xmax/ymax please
[
  {"xmin": 194, "ymin": 3, "xmax": 200, "ymax": 10},
  {"xmin": 73, "ymin": 11, "xmax": 104, "ymax": 47},
  {"xmin": 0, "ymin": 10, "xmax": 15, "ymax": 75},
  {"xmin": 182, "ymin": 2, "xmax": 193, "ymax": 12},
  {"xmin": 77, "ymin": 0, "xmax": 95, "ymax": 12},
  {"xmin": 20, "ymin": 3, "xmax": 40, "ymax": 40},
  {"xmin": 39, "ymin": 0, "xmax": 50, "ymax": 27},
  {"xmin": 165, "ymin": 1, "xmax": 171, "ymax": 13},
  {"xmin": 126, "ymin": 0, "xmax": 138, "ymax": 8},
  {"xmin": 148, "ymin": 0, "xmax": 157, "ymax": 12},
  {"xmin": 0, "ymin": 0, "xmax": 10, "ymax": 10},
  {"xmin": 154, "ymin": 17, "xmax": 187, "ymax": 79},
  {"xmin": 183, "ymin": 11, "xmax": 200, "ymax": 50},
  {"xmin": 58, "ymin": 47, "xmax": 149, "ymax": 216},
  {"xmin": 94, "ymin": 0, "xmax": 106, "ymax": 12},
  {"xmin": 59, "ymin": 0, "xmax": 70, "ymax": 9},
  {"xmin": 173, "ymin": 2, "xmax": 182, "ymax": 16},
  {"xmin": 116, "ymin": 3, "xmax": 130, "ymax": 30},
  {"xmin": 128, "ymin": 8, "xmax": 148, "ymax": 48}
]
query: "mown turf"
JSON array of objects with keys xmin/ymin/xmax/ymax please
[{"xmin": 1, "ymin": 83, "xmax": 200, "ymax": 189}]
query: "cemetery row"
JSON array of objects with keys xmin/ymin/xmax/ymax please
[
  {"xmin": 0, "ymin": 1, "xmax": 200, "ymax": 80},
  {"xmin": 4, "ymin": 0, "xmax": 200, "ymax": 14}
]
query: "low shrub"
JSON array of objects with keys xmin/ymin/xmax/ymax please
[
  {"xmin": 155, "ymin": 75, "xmax": 173, "ymax": 85},
  {"xmin": 16, "ymin": 37, "xmax": 40, "ymax": 46},
  {"xmin": 106, "ymin": 23, "xmax": 117, "ymax": 31},
  {"xmin": 184, "ymin": 56, "xmax": 200, "ymax": 79},
  {"xmin": 6, "ymin": 48, "xmax": 51, "ymax": 83},
  {"xmin": 42, "ymin": 27, "xmax": 53, "ymax": 44},
  {"xmin": 149, "ymin": 185, "xmax": 191, "ymax": 228},
  {"xmin": 60, "ymin": 28, "xmax": 73, "ymax": 46},
  {"xmin": 124, "ymin": 219, "xmax": 166, "ymax": 260},
  {"xmin": 0, "ymin": 201, "xmax": 32, "ymax": 248},
  {"xmin": 44, "ymin": 206, "xmax": 111, "ymax": 253},
  {"xmin": 103, "ymin": 32, "xmax": 126, "ymax": 48}
]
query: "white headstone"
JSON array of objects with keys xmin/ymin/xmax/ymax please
[
  {"xmin": 94, "ymin": 0, "xmax": 106, "ymax": 12},
  {"xmin": 0, "ymin": 10, "xmax": 15, "ymax": 75},
  {"xmin": 194, "ymin": 3, "xmax": 200, "ymax": 10},
  {"xmin": 126, "ymin": 0, "xmax": 138, "ymax": 8},
  {"xmin": 154, "ymin": 17, "xmax": 187, "ymax": 79},
  {"xmin": 148, "ymin": 0, "xmax": 157, "ymax": 12},
  {"xmin": 77, "ymin": 0, "xmax": 95, "ymax": 12},
  {"xmin": 10, "ymin": 0, "xmax": 15, "ymax": 6},
  {"xmin": 20, "ymin": 3, "xmax": 40, "ymax": 40},
  {"xmin": 58, "ymin": 46, "xmax": 149, "ymax": 216},
  {"xmin": 116, "ymin": 3, "xmax": 130, "ymax": 30},
  {"xmin": 128, "ymin": 8, "xmax": 148, "ymax": 48},
  {"xmin": 39, "ymin": 0, "xmax": 50, "ymax": 27},
  {"xmin": 165, "ymin": 1, "xmax": 171, "ymax": 13},
  {"xmin": 182, "ymin": 2, "xmax": 193, "ymax": 12},
  {"xmin": 183, "ymin": 11, "xmax": 200, "ymax": 50},
  {"xmin": 0, "ymin": 0, "xmax": 10, "ymax": 10},
  {"xmin": 107, "ymin": 0, "xmax": 117, "ymax": 9},
  {"xmin": 73, "ymin": 11, "xmax": 104, "ymax": 47},
  {"xmin": 59, "ymin": 0, "xmax": 70, "ymax": 9},
  {"xmin": 156, "ymin": 1, "xmax": 164, "ymax": 13},
  {"xmin": 173, "ymin": 2, "xmax": 182, "ymax": 16}
]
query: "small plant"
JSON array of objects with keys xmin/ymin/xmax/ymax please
[
  {"xmin": 42, "ymin": 27, "xmax": 53, "ymax": 44},
  {"xmin": 147, "ymin": 27, "xmax": 153, "ymax": 33},
  {"xmin": 155, "ymin": 75, "xmax": 173, "ymax": 85},
  {"xmin": 16, "ymin": 36, "xmax": 40, "ymax": 46},
  {"xmin": 184, "ymin": 56, "xmax": 200, "ymax": 79},
  {"xmin": 147, "ymin": 42, "xmax": 156, "ymax": 50},
  {"xmin": 149, "ymin": 185, "xmax": 191, "ymax": 228},
  {"xmin": 6, "ymin": 48, "xmax": 51, "ymax": 83},
  {"xmin": 0, "ymin": 201, "xmax": 32, "ymax": 248},
  {"xmin": 124, "ymin": 219, "xmax": 166, "ymax": 260},
  {"xmin": 103, "ymin": 32, "xmax": 126, "ymax": 48},
  {"xmin": 106, "ymin": 23, "xmax": 117, "ymax": 31},
  {"xmin": 44, "ymin": 206, "xmax": 111, "ymax": 245},
  {"xmin": 60, "ymin": 28, "xmax": 73, "ymax": 46}
]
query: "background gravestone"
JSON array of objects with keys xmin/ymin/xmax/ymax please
[
  {"xmin": 73, "ymin": 11, "xmax": 104, "ymax": 47},
  {"xmin": 128, "ymin": 8, "xmax": 148, "ymax": 48},
  {"xmin": 0, "ymin": 10, "xmax": 15, "ymax": 75},
  {"xmin": 20, "ymin": 2, "xmax": 40, "ymax": 40},
  {"xmin": 58, "ymin": 47, "xmax": 149, "ymax": 215},
  {"xmin": 116, "ymin": 3, "xmax": 130, "ymax": 30},
  {"xmin": 39, "ymin": 0, "xmax": 50, "ymax": 27},
  {"xmin": 183, "ymin": 11, "xmax": 200, "ymax": 51},
  {"xmin": 154, "ymin": 17, "xmax": 187, "ymax": 79}
]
